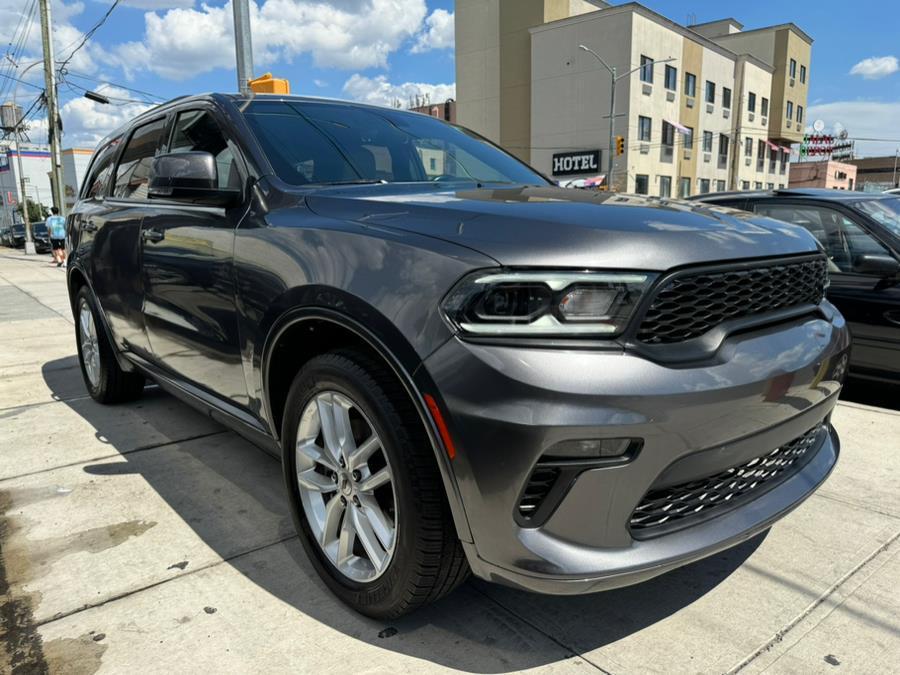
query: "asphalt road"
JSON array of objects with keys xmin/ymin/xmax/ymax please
[{"xmin": 1, "ymin": 248, "xmax": 898, "ymax": 674}]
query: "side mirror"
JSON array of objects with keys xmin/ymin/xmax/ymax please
[
  {"xmin": 149, "ymin": 152, "xmax": 240, "ymax": 207},
  {"xmin": 853, "ymin": 253, "xmax": 900, "ymax": 277}
]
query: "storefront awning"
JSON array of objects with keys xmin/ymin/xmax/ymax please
[{"xmin": 665, "ymin": 119, "xmax": 691, "ymax": 135}]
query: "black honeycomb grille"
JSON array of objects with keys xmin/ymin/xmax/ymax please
[
  {"xmin": 629, "ymin": 426, "xmax": 823, "ymax": 537},
  {"xmin": 637, "ymin": 257, "xmax": 827, "ymax": 344}
]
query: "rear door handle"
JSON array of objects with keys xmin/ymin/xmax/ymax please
[{"xmin": 141, "ymin": 228, "xmax": 164, "ymax": 243}]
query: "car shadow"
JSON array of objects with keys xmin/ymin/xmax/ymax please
[{"xmin": 42, "ymin": 356, "xmax": 763, "ymax": 672}]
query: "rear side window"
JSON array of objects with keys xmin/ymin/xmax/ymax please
[
  {"xmin": 80, "ymin": 137, "xmax": 121, "ymax": 200},
  {"xmin": 112, "ymin": 118, "xmax": 167, "ymax": 200},
  {"xmin": 168, "ymin": 110, "xmax": 242, "ymax": 189}
]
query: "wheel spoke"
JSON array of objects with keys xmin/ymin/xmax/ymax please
[
  {"xmin": 331, "ymin": 395, "xmax": 356, "ymax": 457},
  {"xmin": 297, "ymin": 438, "xmax": 337, "ymax": 473},
  {"xmin": 347, "ymin": 434, "xmax": 380, "ymax": 472},
  {"xmin": 297, "ymin": 468, "xmax": 335, "ymax": 492},
  {"xmin": 337, "ymin": 509, "xmax": 356, "ymax": 566},
  {"xmin": 320, "ymin": 494, "xmax": 345, "ymax": 548},
  {"xmin": 351, "ymin": 506, "xmax": 387, "ymax": 573},
  {"xmin": 359, "ymin": 494, "xmax": 394, "ymax": 551},
  {"xmin": 316, "ymin": 394, "xmax": 345, "ymax": 466},
  {"xmin": 358, "ymin": 466, "xmax": 391, "ymax": 493}
]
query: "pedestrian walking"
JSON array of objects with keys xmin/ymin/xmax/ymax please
[{"xmin": 46, "ymin": 207, "xmax": 66, "ymax": 268}]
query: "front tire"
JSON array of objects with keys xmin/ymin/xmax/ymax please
[
  {"xmin": 74, "ymin": 286, "xmax": 145, "ymax": 403},
  {"xmin": 282, "ymin": 350, "xmax": 468, "ymax": 618}
]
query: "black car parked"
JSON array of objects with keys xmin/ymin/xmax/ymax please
[
  {"xmin": 66, "ymin": 94, "xmax": 848, "ymax": 618},
  {"xmin": 9, "ymin": 221, "xmax": 51, "ymax": 253},
  {"xmin": 694, "ymin": 188, "xmax": 900, "ymax": 383}
]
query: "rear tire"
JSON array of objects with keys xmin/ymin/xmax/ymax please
[
  {"xmin": 282, "ymin": 350, "xmax": 468, "ymax": 618},
  {"xmin": 74, "ymin": 286, "xmax": 145, "ymax": 404}
]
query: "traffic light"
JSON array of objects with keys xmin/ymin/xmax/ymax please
[{"xmin": 615, "ymin": 136, "xmax": 625, "ymax": 156}]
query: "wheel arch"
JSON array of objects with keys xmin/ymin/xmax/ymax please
[{"xmin": 261, "ymin": 305, "xmax": 474, "ymax": 544}]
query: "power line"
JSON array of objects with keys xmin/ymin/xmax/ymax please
[
  {"xmin": 62, "ymin": 70, "xmax": 165, "ymax": 102},
  {"xmin": 0, "ymin": 70, "xmax": 45, "ymax": 91},
  {"xmin": 55, "ymin": 0, "xmax": 121, "ymax": 77}
]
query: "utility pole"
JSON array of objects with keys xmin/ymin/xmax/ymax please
[
  {"xmin": 38, "ymin": 0, "xmax": 66, "ymax": 218},
  {"xmin": 13, "ymin": 126, "xmax": 31, "ymax": 252},
  {"xmin": 232, "ymin": 0, "xmax": 254, "ymax": 95}
]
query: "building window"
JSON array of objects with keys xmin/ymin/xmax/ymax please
[
  {"xmin": 800, "ymin": 64, "xmax": 807, "ymax": 84},
  {"xmin": 742, "ymin": 180, "xmax": 750, "ymax": 190},
  {"xmin": 698, "ymin": 178, "xmax": 711, "ymax": 194},
  {"xmin": 748, "ymin": 92, "xmax": 756, "ymax": 113},
  {"xmin": 705, "ymin": 81, "xmax": 715, "ymax": 104},
  {"xmin": 683, "ymin": 126, "xmax": 694, "ymax": 150},
  {"xmin": 661, "ymin": 121, "xmax": 675, "ymax": 147},
  {"xmin": 429, "ymin": 157, "xmax": 437, "ymax": 171},
  {"xmin": 761, "ymin": 97, "xmax": 769, "ymax": 117},
  {"xmin": 797, "ymin": 105, "xmax": 804, "ymax": 124},
  {"xmin": 790, "ymin": 58, "xmax": 797, "ymax": 79},
  {"xmin": 702, "ymin": 131, "xmax": 713, "ymax": 153},
  {"xmin": 780, "ymin": 149, "xmax": 788, "ymax": 174},
  {"xmin": 745, "ymin": 136, "xmax": 753, "ymax": 157},
  {"xmin": 664, "ymin": 65, "xmax": 677, "ymax": 91},
  {"xmin": 659, "ymin": 175, "xmax": 672, "ymax": 198},
  {"xmin": 767, "ymin": 182, "xmax": 775, "ymax": 189},
  {"xmin": 640, "ymin": 55, "xmax": 654, "ymax": 83},
  {"xmin": 718, "ymin": 133, "xmax": 729, "ymax": 159},
  {"xmin": 755, "ymin": 181, "xmax": 762, "ymax": 189},
  {"xmin": 757, "ymin": 140, "xmax": 766, "ymax": 171},
  {"xmin": 684, "ymin": 72, "xmax": 696, "ymax": 97},
  {"xmin": 722, "ymin": 87, "xmax": 732, "ymax": 109},
  {"xmin": 635, "ymin": 174, "xmax": 649, "ymax": 194},
  {"xmin": 679, "ymin": 177, "xmax": 691, "ymax": 198},
  {"xmin": 638, "ymin": 115, "xmax": 652, "ymax": 142},
  {"xmin": 716, "ymin": 179, "xmax": 726, "ymax": 192},
  {"xmin": 786, "ymin": 100, "xmax": 794, "ymax": 121}
]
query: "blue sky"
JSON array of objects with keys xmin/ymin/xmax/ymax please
[{"xmin": 2, "ymin": 0, "xmax": 898, "ymax": 155}]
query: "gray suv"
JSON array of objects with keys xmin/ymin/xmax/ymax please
[{"xmin": 66, "ymin": 94, "xmax": 849, "ymax": 618}]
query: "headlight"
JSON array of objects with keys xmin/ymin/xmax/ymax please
[{"xmin": 441, "ymin": 270, "xmax": 653, "ymax": 337}]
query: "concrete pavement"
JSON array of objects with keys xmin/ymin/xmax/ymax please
[{"xmin": 0, "ymin": 248, "xmax": 898, "ymax": 674}]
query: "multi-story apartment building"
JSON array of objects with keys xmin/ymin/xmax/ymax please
[{"xmin": 456, "ymin": 1, "xmax": 812, "ymax": 196}]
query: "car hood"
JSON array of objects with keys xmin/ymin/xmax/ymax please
[{"xmin": 305, "ymin": 184, "xmax": 820, "ymax": 270}]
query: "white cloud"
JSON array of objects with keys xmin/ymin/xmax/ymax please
[
  {"xmin": 342, "ymin": 73, "xmax": 454, "ymax": 108},
  {"xmin": 118, "ymin": 0, "xmax": 196, "ymax": 8},
  {"xmin": 849, "ymin": 56, "xmax": 899, "ymax": 80},
  {"xmin": 807, "ymin": 100, "xmax": 900, "ymax": 158},
  {"xmin": 59, "ymin": 85, "xmax": 154, "ymax": 148},
  {"xmin": 410, "ymin": 8, "xmax": 453, "ymax": 53},
  {"xmin": 313, "ymin": 79, "xmax": 328, "ymax": 88},
  {"xmin": 111, "ymin": 0, "xmax": 428, "ymax": 81}
]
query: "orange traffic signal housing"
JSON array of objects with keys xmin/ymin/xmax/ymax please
[{"xmin": 249, "ymin": 73, "xmax": 291, "ymax": 94}]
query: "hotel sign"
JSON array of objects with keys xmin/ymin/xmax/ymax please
[{"xmin": 552, "ymin": 149, "xmax": 601, "ymax": 176}]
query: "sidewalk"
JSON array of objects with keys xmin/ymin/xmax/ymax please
[{"xmin": 1, "ymin": 247, "xmax": 898, "ymax": 674}]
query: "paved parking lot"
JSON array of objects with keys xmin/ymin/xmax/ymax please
[{"xmin": 1, "ymin": 248, "xmax": 898, "ymax": 674}]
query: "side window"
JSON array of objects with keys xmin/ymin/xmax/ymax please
[
  {"xmin": 81, "ymin": 137, "xmax": 121, "ymax": 200},
  {"xmin": 754, "ymin": 203, "xmax": 891, "ymax": 273},
  {"xmin": 113, "ymin": 118, "xmax": 167, "ymax": 200},
  {"xmin": 168, "ymin": 110, "xmax": 241, "ymax": 189}
]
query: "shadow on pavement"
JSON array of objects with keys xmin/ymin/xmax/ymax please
[
  {"xmin": 839, "ymin": 377, "xmax": 900, "ymax": 411},
  {"xmin": 43, "ymin": 356, "xmax": 763, "ymax": 672}
]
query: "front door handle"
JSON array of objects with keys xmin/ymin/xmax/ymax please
[{"xmin": 141, "ymin": 228, "xmax": 165, "ymax": 243}]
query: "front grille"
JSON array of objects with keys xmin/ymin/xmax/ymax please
[
  {"xmin": 630, "ymin": 425, "xmax": 823, "ymax": 537},
  {"xmin": 517, "ymin": 467, "xmax": 560, "ymax": 521},
  {"xmin": 637, "ymin": 256, "xmax": 827, "ymax": 344}
]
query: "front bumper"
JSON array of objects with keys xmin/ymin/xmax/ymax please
[{"xmin": 424, "ymin": 305, "xmax": 849, "ymax": 593}]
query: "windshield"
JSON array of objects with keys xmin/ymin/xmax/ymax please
[
  {"xmin": 855, "ymin": 198, "xmax": 900, "ymax": 238},
  {"xmin": 243, "ymin": 100, "xmax": 547, "ymax": 187}
]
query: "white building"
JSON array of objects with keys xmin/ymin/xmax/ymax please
[
  {"xmin": 456, "ymin": 1, "xmax": 811, "ymax": 196},
  {"xmin": 0, "ymin": 143, "xmax": 93, "ymax": 228}
]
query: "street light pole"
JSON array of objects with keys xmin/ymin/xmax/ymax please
[
  {"xmin": 232, "ymin": 0, "xmax": 254, "ymax": 95},
  {"xmin": 579, "ymin": 46, "xmax": 676, "ymax": 191},
  {"xmin": 12, "ymin": 60, "xmax": 43, "ymax": 254}
]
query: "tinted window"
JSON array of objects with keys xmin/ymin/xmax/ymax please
[
  {"xmin": 113, "ymin": 118, "xmax": 166, "ymax": 200},
  {"xmin": 243, "ymin": 101, "xmax": 545, "ymax": 187},
  {"xmin": 169, "ymin": 110, "xmax": 241, "ymax": 189},
  {"xmin": 855, "ymin": 198, "xmax": 900, "ymax": 238},
  {"xmin": 754, "ymin": 203, "xmax": 892, "ymax": 273},
  {"xmin": 81, "ymin": 137, "xmax": 122, "ymax": 200}
]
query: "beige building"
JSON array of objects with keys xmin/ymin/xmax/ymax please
[
  {"xmin": 455, "ymin": 2, "xmax": 812, "ymax": 196},
  {"xmin": 789, "ymin": 160, "xmax": 857, "ymax": 191}
]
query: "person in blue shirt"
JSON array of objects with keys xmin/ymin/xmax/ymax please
[{"xmin": 46, "ymin": 207, "xmax": 66, "ymax": 268}]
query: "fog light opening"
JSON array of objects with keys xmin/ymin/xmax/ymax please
[{"xmin": 543, "ymin": 437, "xmax": 639, "ymax": 462}]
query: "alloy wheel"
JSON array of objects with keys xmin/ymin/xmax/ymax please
[
  {"xmin": 78, "ymin": 299, "xmax": 100, "ymax": 388},
  {"xmin": 295, "ymin": 390, "xmax": 398, "ymax": 582}
]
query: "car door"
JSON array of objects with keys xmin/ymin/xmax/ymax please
[
  {"xmin": 79, "ymin": 121, "xmax": 168, "ymax": 358},
  {"xmin": 138, "ymin": 107, "xmax": 250, "ymax": 407},
  {"xmin": 753, "ymin": 200, "xmax": 900, "ymax": 377}
]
